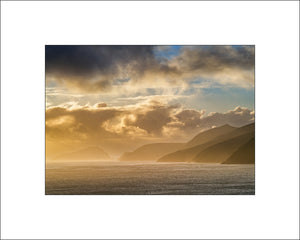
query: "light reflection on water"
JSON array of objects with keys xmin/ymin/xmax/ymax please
[{"xmin": 46, "ymin": 161, "xmax": 255, "ymax": 195}]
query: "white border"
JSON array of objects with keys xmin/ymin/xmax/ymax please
[{"xmin": 1, "ymin": 1, "xmax": 299, "ymax": 239}]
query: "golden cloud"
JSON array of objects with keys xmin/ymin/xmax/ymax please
[{"xmin": 46, "ymin": 100, "xmax": 255, "ymax": 158}]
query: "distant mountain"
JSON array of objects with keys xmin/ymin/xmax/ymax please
[
  {"xmin": 222, "ymin": 137, "xmax": 255, "ymax": 164},
  {"xmin": 157, "ymin": 141, "xmax": 214, "ymax": 162},
  {"xmin": 158, "ymin": 123, "xmax": 254, "ymax": 163},
  {"xmin": 192, "ymin": 131, "xmax": 254, "ymax": 163},
  {"xmin": 158, "ymin": 124, "xmax": 238, "ymax": 162},
  {"xmin": 119, "ymin": 143, "xmax": 184, "ymax": 161},
  {"xmin": 53, "ymin": 146, "xmax": 111, "ymax": 161},
  {"xmin": 186, "ymin": 124, "xmax": 237, "ymax": 148}
]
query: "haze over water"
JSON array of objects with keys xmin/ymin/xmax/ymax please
[{"xmin": 46, "ymin": 161, "xmax": 255, "ymax": 195}]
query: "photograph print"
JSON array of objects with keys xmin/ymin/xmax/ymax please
[{"xmin": 45, "ymin": 45, "xmax": 255, "ymax": 195}]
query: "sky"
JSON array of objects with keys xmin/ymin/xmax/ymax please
[{"xmin": 46, "ymin": 45, "xmax": 255, "ymax": 158}]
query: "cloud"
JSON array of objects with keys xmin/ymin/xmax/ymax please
[
  {"xmin": 174, "ymin": 109, "xmax": 206, "ymax": 129},
  {"xmin": 46, "ymin": 45, "xmax": 255, "ymax": 93},
  {"xmin": 46, "ymin": 100, "xmax": 254, "ymax": 157},
  {"xmin": 46, "ymin": 45, "xmax": 178, "ymax": 92},
  {"xmin": 169, "ymin": 45, "xmax": 254, "ymax": 87},
  {"xmin": 188, "ymin": 106, "xmax": 255, "ymax": 131},
  {"xmin": 95, "ymin": 103, "xmax": 107, "ymax": 108},
  {"xmin": 123, "ymin": 101, "xmax": 179, "ymax": 135}
]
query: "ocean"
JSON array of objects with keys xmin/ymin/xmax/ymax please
[{"xmin": 45, "ymin": 161, "xmax": 255, "ymax": 195}]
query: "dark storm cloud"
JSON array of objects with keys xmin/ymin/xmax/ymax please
[
  {"xmin": 45, "ymin": 45, "xmax": 162, "ymax": 91},
  {"xmin": 46, "ymin": 45, "xmax": 254, "ymax": 92},
  {"xmin": 46, "ymin": 45, "xmax": 154, "ymax": 75},
  {"xmin": 176, "ymin": 45, "xmax": 254, "ymax": 72}
]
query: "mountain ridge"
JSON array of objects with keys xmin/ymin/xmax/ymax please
[
  {"xmin": 158, "ymin": 123, "xmax": 254, "ymax": 163},
  {"xmin": 222, "ymin": 137, "xmax": 255, "ymax": 164},
  {"xmin": 118, "ymin": 122, "xmax": 255, "ymax": 163}
]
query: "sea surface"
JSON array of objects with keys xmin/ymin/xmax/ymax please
[{"xmin": 46, "ymin": 161, "xmax": 255, "ymax": 195}]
